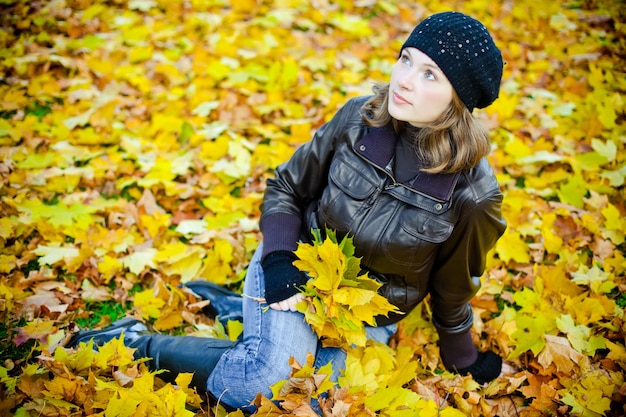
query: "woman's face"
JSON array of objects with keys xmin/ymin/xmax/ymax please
[{"xmin": 388, "ymin": 47, "xmax": 454, "ymax": 126}]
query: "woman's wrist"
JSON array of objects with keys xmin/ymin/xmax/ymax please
[{"xmin": 261, "ymin": 250, "xmax": 308, "ymax": 304}]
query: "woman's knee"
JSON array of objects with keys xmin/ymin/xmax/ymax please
[{"xmin": 206, "ymin": 352, "xmax": 291, "ymax": 409}]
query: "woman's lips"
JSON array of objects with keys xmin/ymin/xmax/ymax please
[{"xmin": 392, "ymin": 91, "xmax": 411, "ymax": 105}]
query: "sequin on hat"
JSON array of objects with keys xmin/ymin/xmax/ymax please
[{"xmin": 401, "ymin": 11, "xmax": 503, "ymax": 111}]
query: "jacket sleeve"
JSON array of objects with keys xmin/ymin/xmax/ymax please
[
  {"xmin": 428, "ymin": 181, "xmax": 506, "ymax": 336},
  {"xmin": 259, "ymin": 97, "xmax": 366, "ymax": 302},
  {"xmin": 259, "ymin": 97, "xmax": 365, "ymax": 256}
]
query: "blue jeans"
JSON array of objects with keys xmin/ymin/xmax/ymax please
[{"xmin": 206, "ymin": 244, "xmax": 397, "ymax": 410}]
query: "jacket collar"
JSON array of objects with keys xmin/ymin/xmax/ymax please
[{"xmin": 354, "ymin": 126, "xmax": 461, "ymax": 201}]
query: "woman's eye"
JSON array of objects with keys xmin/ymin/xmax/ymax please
[
  {"xmin": 401, "ymin": 55, "xmax": 410, "ymax": 65},
  {"xmin": 424, "ymin": 70, "xmax": 436, "ymax": 80}
]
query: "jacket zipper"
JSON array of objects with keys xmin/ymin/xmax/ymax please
[{"xmin": 356, "ymin": 151, "xmax": 447, "ymax": 203}]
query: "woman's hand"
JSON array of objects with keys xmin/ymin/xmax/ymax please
[{"xmin": 269, "ymin": 293, "xmax": 306, "ymax": 312}]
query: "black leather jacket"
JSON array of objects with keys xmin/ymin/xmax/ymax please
[{"xmin": 261, "ymin": 96, "xmax": 506, "ymax": 336}]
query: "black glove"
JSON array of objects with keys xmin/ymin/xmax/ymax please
[
  {"xmin": 261, "ymin": 251, "xmax": 308, "ymax": 304},
  {"xmin": 457, "ymin": 350, "xmax": 502, "ymax": 384}
]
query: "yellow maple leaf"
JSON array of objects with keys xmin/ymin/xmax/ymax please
[
  {"xmin": 564, "ymin": 292, "xmax": 614, "ymax": 325},
  {"xmin": 339, "ymin": 342, "xmax": 398, "ymax": 393},
  {"xmin": 97, "ymin": 255, "xmax": 123, "ymax": 283},
  {"xmin": 131, "ymin": 370, "xmax": 156, "ymax": 394},
  {"xmin": 559, "ymin": 370, "xmax": 614, "ymax": 416},
  {"xmin": 570, "ymin": 265, "xmax": 616, "ymax": 294},
  {"xmin": 556, "ymin": 314, "xmax": 606, "ymax": 356},
  {"xmin": 597, "ymin": 93, "xmax": 618, "ymax": 129},
  {"xmin": 540, "ymin": 213, "xmax": 563, "ymax": 254},
  {"xmin": 153, "ymin": 383, "xmax": 195, "ymax": 417},
  {"xmin": 140, "ymin": 212, "xmax": 171, "ymax": 239},
  {"xmin": 154, "ymin": 241, "xmax": 189, "ymax": 263},
  {"xmin": 539, "ymin": 263, "xmax": 583, "ymax": 298},
  {"xmin": 43, "ymin": 375, "xmax": 82, "ymax": 402},
  {"xmin": 537, "ymin": 335, "xmax": 585, "ymax": 373},
  {"xmin": 591, "ymin": 138, "xmax": 617, "ymax": 162},
  {"xmin": 120, "ymin": 248, "xmax": 157, "ymax": 275},
  {"xmin": 210, "ymin": 138, "xmax": 253, "ymax": 182},
  {"xmin": 0, "ymin": 253, "xmax": 18, "ymax": 275},
  {"xmin": 328, "ymin": 13, "xmax": 372, "ymax": 37},
  {"xmin": 294, "ymin": 238, "xmax": 344, "ymax": 292},
  {"xmin": 153, "ymin": 310, "xmax": 183, "ymax": 331},
  {"xmin": 16, "ymin": 318, "xmax": 57, "ymax": 345},
  {"xmin": 557, "ymin": 173, "xmax": 587, "ymax": 208},
  {"xmin": 104, "ymin": 391, "xmax": 141, "ymax": 417},
  {"xmin": 33, "ymin": 243, "xmax": 80, "ymax": 265},
  {"xmin": 601, "ymin": 203, "xmax": 625, "ymax": 245},
  {"xmin": 485, "ymin": 91, "xmax": 519, "ymax": 119},
  {"xmin": 387, "ymin": 346, "xmax": 418, "ymax": 388},
  {"xmin": 95, "ymin": 336, "xmax": 136, "ymax": 370},
  {"xmin": 200, "ymin": 238, "xmax": 236, "ymax": 284},
  {"xmin": 0, "ymin": 281, "xmax": 24, "ymax": 312},
  {"xmin": 606, "ymin": 339, "xmax": 626, "ymax": 367},
  {"xmin": 198, "ymin": 133, "xmax": 229, "ymax": 162},
  {"xmin": 56, "ymin": 339, "xmax": 98, "ymax": 373},
  {"xmin": 525, "ymin": 167, "xmax": 570, "ymax": 191},
  {"xmin": 114, "ymin": 64, "xmax": 151, "ymax": 93},
  {"xmin": 163, "ymin": 253, "xmax": 204, "ymax": 283},
  {"xmin": 495, "ymin": 230, "xmax": 530, "ymax": 264},
  {"xmin": 142, "ymin": 156, "xmax": 177, "ymax": 182},
  {"xmin": 128, "ymin": 45, "xmax": 153, "ymax": 63},
  {"xmin": 503, "ymin": 134, "xmax": 532, "ymax": 159},
  {"xmin": 134, "ymin": 288, "xmax": 166, "ymax": 320},
  {"xmin": 155, "ymin": 241, "xmax": 205, "ymax": 282}
]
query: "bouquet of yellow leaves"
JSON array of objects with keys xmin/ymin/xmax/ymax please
[{"xmin": 293, "ymin": 229, "xmax": 401, "ymax": 348}]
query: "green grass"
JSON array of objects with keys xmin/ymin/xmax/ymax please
[
  {"xmin": 75, "ymin": 299, "xmax": 133, "ymax": 329},
  {"xmin": 0, "ymin": 318, "xmax": 38, "ymax": 366}
]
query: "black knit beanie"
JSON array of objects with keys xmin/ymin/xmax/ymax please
[{"xmin": 401, "ymin": 11, "xmax": 503, "ymax": 111}]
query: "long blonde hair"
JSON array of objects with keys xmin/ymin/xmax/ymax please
[{"xmin": 360, "ymin": 82, "xmax": 491, "ymax": 174}]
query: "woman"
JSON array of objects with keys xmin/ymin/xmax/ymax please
[{"xmin": 68, "ymin": 11, "xmax": 507, "ymax": 411}]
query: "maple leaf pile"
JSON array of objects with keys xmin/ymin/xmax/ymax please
[
  {"xmin": 0, "ymin": 0, "xmax": 625, "ymax": 416},
  {"xmin": 294, "ymin": 229, "xmax": 401, "ymax": 348}
]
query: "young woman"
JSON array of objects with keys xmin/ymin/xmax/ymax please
[{"xmin": 68, "ymin": 11, "xmax": 508, "ymax": 411}]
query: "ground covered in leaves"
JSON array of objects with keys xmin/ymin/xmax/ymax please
[{"xmin": 1, "ymin": 0, "xmax": 625, "ymax": 416}]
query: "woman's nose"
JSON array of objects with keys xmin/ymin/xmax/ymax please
[{"xmin": 397, "ymin": 73, "xmax": 413, "ymax": 90}]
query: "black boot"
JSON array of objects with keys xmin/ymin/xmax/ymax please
[
  {"xmin": 66, "ymin": 317, "xmax": 149, "ymax": 349},
  {"xmin": 183, "ymin": 281, "xmax": 243, "ymax": 325},
  {"xmin": 128, "ymin": 334, "xmax": 235, "ymax": 391},
  {"xmin": 66, "ymin": 318, "xmax": 235, "ymax": 393}
]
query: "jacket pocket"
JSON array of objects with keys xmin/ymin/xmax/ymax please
[
  {"xmin": 318, "ymin": 157, "xmax": 378, "ymax": 232},
  {"xmin": 383, "ymin": 209, "xmax": 454, "ymax": 267}
]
